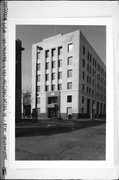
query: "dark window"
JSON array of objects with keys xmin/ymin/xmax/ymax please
[
  {"xmin": 52, "ymin": 61, "xmax": 55, "ymax": 68},
  {"xmin": 87, "ymin": 52, "xmax": 90, "ymax": 60},
  {"xmin": 58, "ymin": 72, "xmax": 62, "ymax": 79},
  {"xmin": 87, "ymin": 64, "xmax": 89, "ymax": 71},
  {"xmin": 82, "ymin": 96, "xmax": 84, "ymax": 103},
  {"xmin": 52, "ymin": 73, "xmax": 55, "ymax": 80},
  {"xmin": 52, "ymin": 48, "xmax": 55, "ymax": 57},
  {"xmin": 58, "ymin": 59, "xmax": 62, "ymax": 67},
  {"xmin": 46, "ymin": 62, "xmax": 49, "ymax": 69},
  {"xmin": 83, "ymin": 46, "xmax": 85, "ymax": 55},
  {"xmin": 67, "ymin": 69, "xmax": 72, "ymax": 78},
  {"xmin": 46, "ymin": 74, "xmax": 49, "ymax": 81},
  {"xmin": 82, "ymin": 71, "xmax": 85, "ymax": 80},
  {"xmin": 87, "ymin": 75, "xmax": 89, "ymax": 83},
  {"xmin": 82, "ymin": 83, "xmax": 84, "ymax": 91},
  {"xmin": 90, "ymin": 54, "xmax": 92, "ymax": 63},
  {"xmin": 87, "ymin": 86, "xmax": 89, "ymax": 93},
  {"xmin": 58, "ymin": 84, "xmax": 62, "ymax": 90},
  {"xmin": 51, "ymin": 84, "xmax": 55, "ymax": 91},
  {"xmin": 68, "ymin": 57, "xmax": 72, "ymax": 65},
  {"xmin": 58, "ymin": 47, "xmax": 62, "ymax": 55},
  {"xmin": 67, "ymin": 82, "xmax": 72, "ymax": 89},
  {"xmin": 82, "ymin": 59, "xmax": 85, "ymax": 67},
  {"xmin": 45, "ymin": 50, "xmax": 49, "ymax": 58},
  {"xmin": 45, "ymin": 85, "xmax": 49, "ymax": 91},
  {"xmin": 67, "ymin": 95, "xmax": 72, "ymax": 102}
]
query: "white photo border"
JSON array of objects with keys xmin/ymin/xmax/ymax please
[{"xmin": 7, "ymin": 17, "xmax": 114, "ymax": 170}]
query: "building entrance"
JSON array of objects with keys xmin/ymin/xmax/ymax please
[
  {"xmin": 48, "ymin": 108, "xmax": 58, "ymax": 118},
  {"xmin": 87, "ymin": 98, "xmax": 90, "ymax": 115}
]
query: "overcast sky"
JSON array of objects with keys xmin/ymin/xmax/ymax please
[{"xmin": 16, "ymin": 25, "xmax": 106, "ymax": 90}]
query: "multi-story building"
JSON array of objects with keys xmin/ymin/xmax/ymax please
[
  {"xmin": 15, "ymin": 39, "xmax": 24, "ymax": 122},
  {"xmin": 32, "ymin": 30, "xmax": 106, "ymax": 119}
]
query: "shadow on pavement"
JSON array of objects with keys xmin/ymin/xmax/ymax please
[{"xmin": 16, "ymin": 119, "xmax": 106, "ymax": 137}]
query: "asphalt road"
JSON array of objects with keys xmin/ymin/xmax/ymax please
[{"xmin": 16, "ymin": 123, "xmax": 105, "ymax": 160}]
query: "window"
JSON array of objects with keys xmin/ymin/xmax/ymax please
[
  {"xmin": 37, "ymin": 46, "xmax": 41, "ymax": 60},
  {"xmin": 87, "ymin": 75, "xmax": 89, "ymax": 83},
  {"xmin": 37, "ymin": 63, "xmax": 40, "ymax": 71},
  {"xmin": 82, "ymin": 108, "xmax": 84, "ymax": 113},
  {"xmin": 52, "ymin": 48, "xmax": 55, "ymax": 57},
  {"xmin": 68, "ymin": 57, "xmax": 73, "ymax": 65},
  {"xmin": 92, "ymin": 79, "xmax": 94, "ymax": 86},
  {"xmin": 46, "ymin": 62, "xmax": 49, "ymax": 69},
  {"xmin": 52, "ymin": 73, "xmax": 55, "ymax": 80},
  {"xmin": 83, "ymin": 46, "xmax": 85, "ymax": 55},
  {"xmin": 87, "ymin": 86, "xmax": 89, "ymax": 93},
  {"xmin": 87, "ymin": 64, "xmax": 89, "ymax": 71},
  {"xmin": 82, "ymin": 96, "xmax": 84, "ymax": 103},
  {"xmin": 51, "ymin": 84, "xmax": 55, "ymax": 91},
  {"xmin": 82, "ymin": 71, "xmax": 85, "ymax": 80},
  {"xmin": 68, "ymin": 43, "xmax": 73, "ymax": 52},
  {"xmin": 58, "ymin": 84, "xmax": 62, "ymax": 90},
  {"xmin": 67, "ymin": 95, "xmax": 72, "ymax": 103},
  {"xmin": 37, "ymin": 97, "xmax": 40, "ymax": 104},
  {"xmin": 92, "ymin": 89, "xmax": 94, "ymax": 95},
  {"xmin": 37, "ymin": 75, "xmax": 40, "ymax": 82},
  {"xmin": 58, "ymin": 72, "xmax": 62, "ymax": 79},
  {"xmin": 67, "ymin": 82, "xmax": 72, "ymax": 89},
  {"xmin": 67, "ymin": 69, "xmax": 72, "ymax": 78},
  {"xmin": 90, "ymin": 54, "xmax": 92, "ymax": 63},
  {"xmin": 58, "ymin": 47, "xmax": 62, "ymax": 55},
  {"xmin": 89, "ymin": 66, "xmax": 91, "ymax": 73},
  {"xmin": 93, "ymin": 58, "xmax": 95, "ymax": 66},
  {"xmin": 45, "ymin": 50, "xmax": 49, "ymax": 58},
  {"xmin": 87, "ymin": 52, "xmax": 90, "ymax": 60},
  {"xmin": 82, "ymin": 83, "xmax": 84, "ymax": 91},
  {"xmin": 52, "ymin": 61, "xmax": 55, "ymax": 68},
  {"xmin": 58, "ymin": 60, "xmax": 62, "ymax": 67},
  {"xmin": 82, "ymin": 59, "xmax": 85, "ymax": 67},
  {"xmin": 46, "ymin": 74, "xmax": 49, "ymax": 81},
  {"xmin": 37, "ymin": 86, "xmax": 40, "ymax": 92},
  {"xmin": 45, "ymin": 85, "xmax": 49, "ymax": 91}
]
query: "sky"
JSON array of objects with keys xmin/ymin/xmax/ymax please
[{"xmin": 16, "ymin": 25, "xmax": 106, "ymax": 90}]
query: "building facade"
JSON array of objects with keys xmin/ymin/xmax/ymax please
[
  {"xmin": 15, "ymin": 39, "xmax": 24, "ymax": 122},
  {"xmin": 32, "ymin": 30, "xmax": 106, "ymax": 119}
]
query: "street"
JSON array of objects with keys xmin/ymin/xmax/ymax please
[{"xmin": 16, "ymin": 121, "xmax": 105, "ymax": 160}]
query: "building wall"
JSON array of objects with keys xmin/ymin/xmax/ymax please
[{"xmin": 32, "ymin": 30, "xmax": 106, "ymax": 119}]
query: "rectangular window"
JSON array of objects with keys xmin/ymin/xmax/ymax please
[
  {"xmin": 67, "ymin": 57, "xmax": 72, "ymax": 65},
  {"xmin": 67, "ymin": 95, "xmax": 72, "ymax": 103},
  {"xmin": 37, "ymin": 97, "xmax": 40, "ymax": 104},
  {"xmin": 82, "ymin": 96, "xmax": 84, "ymax": 103},
  {"xmin": 82, "ymin": 84, "xmax": 84, "ymax": 91},
  {"xmin": 37, "ymin": 86, "xmax": 40, "ymax": 92},
  {"xmin": 90, "ymin": 54, "xmax": 92, "ymax": 63},
  {"xmin": 58, "ymin": 47, "xmax": 62, "ymax": 55},
  {"xmin": 90, "ymin": 66, "xmax": 91, "ymax": 73},
  {"xmin": 67, "ymin": 82, "xmax": 72, "ymax": 89},
  {"xmin": 46, "ymin": 74, "xmax": 49, "ymax": 81},
  {"xmin": 87, "ymin": 64, "xmax": 89, "ymax": 71},
  {"xmin": 51, "ymin": 48, "xmax": 55, "ymax": 57},
  {"xmin": 52, "ymin": 61, "xmax": 55, "ymax": 68},
  {"xmin": 51, "ymin": 84, "xmax": 55, "ymax": 91},
  {"xmin": 82, "ymin": 59, "xmax": 85, "ymax": 67},
  {"xmin": 87, "ymin": 52, "xmax": 90, "ymax": 60},
  {"xmin": 82, "ymin": 71, "xmax": 85, "ymax": 80},
  {"xmin": 37, "ymin": 75, "xmax": 40, "ymax": 82},
  {"xmin": 37, "ymin": 63, "xmax": 40, "ymax": 71},
  {"xmin": 83, "ymin": 46, "xmax": 85, "ymax": 55},
  {"xmin": 58, "ymin": 60, "xmax": 62, "ymax": 67},
  {"xmin": 58, "ymin": 72, "xmax": 62, "ymax": 79},
  {"xmin": 45, "ymin": 50, "xmax": 49, "ymax": 58},
  {"xmin": 67, "ymin": 69, "xmax": 72, "ymax": 78},
  {"xmin": 58, "ymin": 84, "xmax": 62, "ymax": 90},
  {"xmin": 45, "ymin": 85, "xmax": 49, "ymax": 91},
  {"xmin": 46, "ymin": 62, "xmax": 49, "ymax": 69},
  {"xmin": 68, "ymin": 43, "xmax": 73, "ymax": 52},
  {"xmin": 87, "ymin": 75, "xmax": 89, "ymax": 83},
  {"xmin": 52, "ymin": 73, "xmax": 55, "ymax": 80}
]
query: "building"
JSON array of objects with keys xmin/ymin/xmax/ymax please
[
  {"xmin": 32, "ymin": 30, "xmax": 106, "ymax": 119},
  {"xmin": 15, "ymin": 39, "xmax": 24, "ymax": 122}
]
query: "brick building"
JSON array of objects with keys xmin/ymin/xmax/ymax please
[{"xmin": 32, "ymin": 30, "xmax": 106, "ymax": 119}]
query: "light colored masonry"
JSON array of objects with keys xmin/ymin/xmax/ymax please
[{"xmin": 32, "ymin": 30, "xmax": 106, "ymax": 119}]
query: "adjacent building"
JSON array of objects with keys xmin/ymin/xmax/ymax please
[
  {"xmin": 15, "ymin": 39, "xmax": 24, "ymax": 122},
  {"xmin": 32, "ymin": 30, "xmax": 106, "ymax": 119}
]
